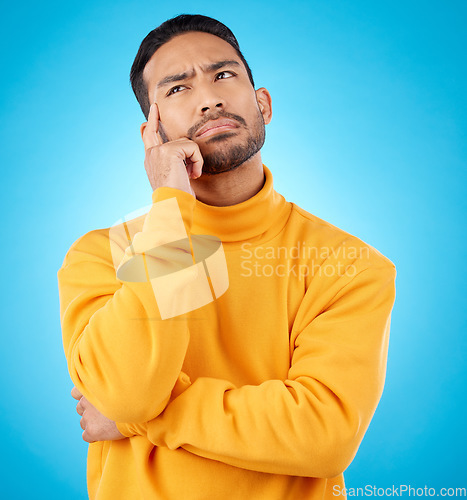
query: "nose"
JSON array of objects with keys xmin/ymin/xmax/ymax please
[
  {"xmin": 201, "ymin": 101, "xmax": 223, "ymax": 113},
  {"xmin": 197, "ymin": 85, "xmax": 225, "ymax": 114}
]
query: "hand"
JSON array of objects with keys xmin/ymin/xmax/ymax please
[
  {"xmin": 71, "ymin": 387, "xmax": 126, "ymax": 443},
  {"xmin": 142, "ymin": 102, "xmax": 203, "ymax": 195}
]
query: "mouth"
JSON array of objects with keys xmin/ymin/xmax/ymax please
[{"xmin": 196, "ymin": 118, "xmax": 240, "ymax": 139}]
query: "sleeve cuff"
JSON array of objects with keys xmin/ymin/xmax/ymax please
[
  {"xmin": 116, "ymin": 420, "xmax": 147, "ymax": 438},
  {"xmin": 115, "ymin": 372, "xmax": 192, "ymax": 438},
  {"xmin": 153, "ymin": 187, "xmax": 196, "ymax": 225},
  {"xmin": 137, "ymin": 187, "xmax": 196, "ymax": 238}
]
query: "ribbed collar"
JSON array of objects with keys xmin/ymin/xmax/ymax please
[{"xmin": 192, "ymin": 165, "xmax": 291, "ymax": 244}]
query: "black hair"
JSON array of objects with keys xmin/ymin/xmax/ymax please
[{"xmin": 130, "ymin": 14, "xmax": 255, "ymax": 119}]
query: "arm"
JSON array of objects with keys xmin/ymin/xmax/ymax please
[
  {"xmin": 59, "ymin": 103, "xmax": 203, "ymax": 423},
  {"xmin": 58, "ymin": 188, "xmax": 195, "ymax": 423},
  {"xmin": 117, "ymin": 263, "xmax": 396, "ymax": 478}
]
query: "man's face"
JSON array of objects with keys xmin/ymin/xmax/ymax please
[{"xmin": 142, "ymin": 31, "xmax": 272, "ymax": 175}]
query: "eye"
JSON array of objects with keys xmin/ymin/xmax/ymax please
[
  {"xmin": 166, "ymin": 85, "xmax": 186, "ymax": 97},
  {"xmin": 215, "ymin": 71, "xmax": 236, "ymax": 80}
]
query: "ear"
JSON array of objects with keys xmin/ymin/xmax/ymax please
[
  {"xmin": 255, "ymin": 88, "xmax": 272, "ymax": 125},
  {"xmin": 140, "ymin": 121, "xmax": 148, "ymax": 142}
]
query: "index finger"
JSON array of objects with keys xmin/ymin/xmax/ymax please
[
  {"xmin": 71, "ymin": 386, "xmax": 83, "ymax": 400},
  {"xmin": 142, "ymin": 102, "xmax": 161, "ymax": 150}
]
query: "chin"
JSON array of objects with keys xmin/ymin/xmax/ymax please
[
  {"xmin": 198, "ymin": 122, "xmax": 265, "ymax": 176},
  {"xmin": 203, "ymin": 131, "xmax": 238, "ymax": 144}
]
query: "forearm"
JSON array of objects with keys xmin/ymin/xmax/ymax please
[
  {"xmin": 62, "ymin": 275, "xmax": 190, "ymax": 423},
  {"xmin": 59, "ymin": 189, "xmax": 197, "ymax": 423},
  {"xmin": 121, "ymin": 376, "xmax": 368, "ymax": 478},
  {"xmin": 117, "ymin": 264, "xmax": 395, "ymax": 477}
]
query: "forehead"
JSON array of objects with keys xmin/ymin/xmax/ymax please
[{"xmin": 143, "ymin": 31, "xmax": 243, "ymax": 87}]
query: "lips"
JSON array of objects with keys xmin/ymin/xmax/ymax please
[{"xmin": 196, "ymin": 118, "xmax": 239, "ymax": 139}]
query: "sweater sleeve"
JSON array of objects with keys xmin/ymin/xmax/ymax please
[
  {"xmin": 119, "ymin": 262, "xmax": 396, "ymax": 478},
  {"xmin": 58, "ymin": 188, "xmax": 196, "ymax": 423}
]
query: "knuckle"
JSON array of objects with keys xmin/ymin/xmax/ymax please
[
  {"xmin": 86, "ymin": 422, "xmax": 99, "ymax": 441},
  {"xmin": 82, "ymin": 431, "xmax": 92, "ymax": 443}
]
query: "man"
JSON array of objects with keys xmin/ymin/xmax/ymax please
[{"xmin": 58, "ymin": 14, "xmax": 396, "ymax": 500}]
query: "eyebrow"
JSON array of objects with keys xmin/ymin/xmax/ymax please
[{"xmin": 156, "ymin": 60, "xmax": 241, "ymax": 89}]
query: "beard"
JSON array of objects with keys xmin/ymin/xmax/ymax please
[{"xmin": 196, "ymin": 110, "xmax": 266, "ymax": 175}]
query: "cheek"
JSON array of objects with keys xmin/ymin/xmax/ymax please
[
  {"xmin": 235, "ymin": 88, "xmax": 261, "ymax": 117},
  {"xmin": 158, "ymin": 104, "xmax": 190, "ymax": 138},
  {"xmin": 241, "ymin": 98, "xmax": 262, "ymax": 126}
]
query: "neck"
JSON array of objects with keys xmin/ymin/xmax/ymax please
[{"xmin": 190, "ymin": 153, "xmax": 265, "ymax": 207}]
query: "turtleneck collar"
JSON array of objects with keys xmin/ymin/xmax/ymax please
[{"xmin": 192, "ymin": 165, "xmax": 291, "ymax": 244}]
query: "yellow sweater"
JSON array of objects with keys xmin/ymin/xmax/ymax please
[{"xmin": 58, "ymin": 166, "xmax": 396, "ymax": 499}]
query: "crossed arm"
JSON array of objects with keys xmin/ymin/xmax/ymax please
[{"xmin": 64, "ymin": 253, "xmax": 396, "ymax": 478}]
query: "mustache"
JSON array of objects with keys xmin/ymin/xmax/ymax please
[{"xmin": 187, "ymin": 111, "xmax": 247, "ymax": 139}]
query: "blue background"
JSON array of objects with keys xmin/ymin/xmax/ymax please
[{"xmin": 1, "ymin": 0, "xmax": 465, "ymax": 497}]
